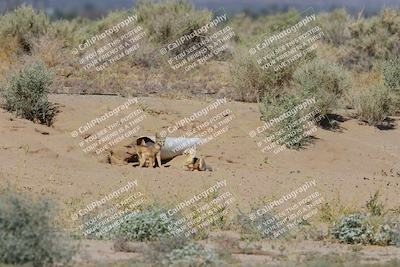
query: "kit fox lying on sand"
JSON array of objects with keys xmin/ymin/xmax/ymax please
[{"xmin": 183, "ymin": 148, "xmax": 212, "ymax": 171}]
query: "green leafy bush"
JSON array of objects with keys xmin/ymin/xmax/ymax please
[
  {"xmin": 1, "ymin": 61, "xmax": 57, "ymax": 126},
  {"xmin": 0, "ymin": 188, "xmax": 74, "ymax": 267},
  {"xmin": 293, "ymin": 58, "xmax": 350, "ymax": 117},
  {"xmin": 0, "ymin": 5, "xmax": 50, "ymax": 51},
  {"xmin": 108, "ymin": 206, "xmax": 171, "ymax": 241},
  {"xmin": 163, "ymin": 242, "xmax": 219, "ymax": 266},
  {"xmin": 146, "ymin": 237, "xmax": 221, "ymax": 266},
  {"xmin": 355, "ymin": 85, "xmax": 393, "ymax": 126},
  {"xmin": 331, "ymin": 191, "xmax": 400, "ymax": 246},
  {"xmin": 331, "ymin": 213, "xmax": 400, "ymax": 246},
  {"xmin": 331, "ymin": 213, "xmax": 374, "ymax": 244}
]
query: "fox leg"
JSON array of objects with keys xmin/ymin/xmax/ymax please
[
  {"xmin": 199, "ymin": 158, "xmax": 206, "ymax": 171},
  {"xmin": 138, "ymin": 154, "xmax": 145, "ymax": 167},
  {"xmin": 148, "ymin": 156, "xmax": 154, "ymax": 168},
  {"xmin": 156, "ymin": 152, "xmax": 162, "ymax": 168}
]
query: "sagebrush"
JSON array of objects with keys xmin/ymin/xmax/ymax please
[
  {"xmin": 383, "ymin": 57, "xmax": 400, "ymax": 92},
  {"xmin": 0, "ymin": 5, "xmax": 49, "ymax": 52},
  {"xmin": 0, "ymin": 188, "xmax": 74, "ymax": 267},
  {"xmin": 136, "ymin": 0, "xmax": 212, "ymax": 56},
  {"xmin": 293, "ymin": 58, "xmax": 350, "ymax": 118},
  {"xmin": 260, "ymin": 93, "xmax": 315, "ymax": 150},
  {"xmin": 1, "ymin": 61, "xmax": 57, "ymax": 126}
]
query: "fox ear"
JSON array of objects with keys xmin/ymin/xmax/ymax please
[{"xmin": 187, "ymin": 147, "xmax": 196, "ymax": 156}]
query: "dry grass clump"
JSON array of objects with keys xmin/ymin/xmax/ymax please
[{"xmin": 355, "ymin": 85, "xmax": 393, "ymax": 126}]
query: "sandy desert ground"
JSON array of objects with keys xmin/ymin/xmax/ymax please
[
  {"xmin": 1, "ymin": 94, "xmax": 399, "ymax": 210},
  {"xmin": 1, "ymin": 93, "xmax": 400, "ymax": 265}
]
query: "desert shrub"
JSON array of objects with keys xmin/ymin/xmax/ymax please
[
  {"xmin": 31, "ymin": 35, "xmax": 70, "ymax": 68},
  {"xmin": 56, "ymin": 10, "xmax": 130, "ymax": 48},
  {"xmin": 162, "ymin": 242, "xmax": 220, "ymax": 266},
  {"xmin": 1, "ymin": 61, "xmax": 57, "ymax": 126},
  {"xmin": 130, "ymin": 42, "xmax": 163, "ymax": 68},
  {"xmin": 231, "ymin": 10, "xmax": 318, "ymax": 102},
  {"xmin": 293, "ymin": 58, "xmax": 350, "ymax": 117},
  {"xmin": 89, "ymin": 10, "xmax": 132, "ymax": 34},
  {"xmin": 317, "ymin": 9, "xmax": 351, "ymax": 46},
  {"xmin": 375, "ymin": 216, "xmax": 400, "ymax": 247},
  {"xmin": 146, "ymin": 237, "xmax": 221, "ymax": 266},
  {"xmin": 274, "ymin": 256, "xmax": 400, "ymax": 267},
  {"xmin": 234, "ymin": 210, "xmax": 264, "ymax": 241},
  {"xmin": 0, "ymin": 5, "xmax": 50, "ymax": 52},
  {"xmin": 107, "ymin": 206, "xmax": 171, "ymax": 241},
  {"xmin": 383, "ymin": 57, "xmax": 400, "ymax": 93},
  {"xmin": 234, "ymin": 205, "xmax": 278, "ymax": 241},
  {"xmin": 231, "ymin": 10, "xmax": 300, "ymax": 43},
  {"xmin": 260, "ymin": 93, "xmax": 316, "ymax": 149},
  {"xmin": 230, "ymin": 46, "xmax": 307, "ymax": 102},
  {"xmin": 331, "ymin": 212, "xmax": 400, "ymax": 246},
  {"xmin": 230, "ymin": 47, "xmax": 281, "ymax": 102},
  {"xmin": 52, "ymin": 18, "xmax": 86, "ymax": 46},
  {"xmin": 383, "ymin": 217, "xmax": 400, "ymax": 247},
  {"xmin": 188, "ymin": 189, "xmax": 231, "ymax": 235},
  {"xmin": 230, "ymin": 48, "xmax": 270, "ymax": 102},
  {"xmin": 81, "ymin": 10, "xmax": 138, "ymax": 45},
  {"xmin": 0, "ymin": 188, "xmax": 74, "ymax": 267},
  {"xmin": 331, "ymin": 213, "xmax": 375, "ymax": 245},
  {"xmin": 331, "ymin": 195, "xmax": 400, "ymax": 246},
  {"xmin": 342, "ymin": 9, "xmax": 400, "ymax": 70},
  {"xmin": 136, "ymin": 0, "xmax": 212, "ymax": 55},
  {"xmin": 355, "ymin": 85, "xmax": 393, "ymax": 126}
]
